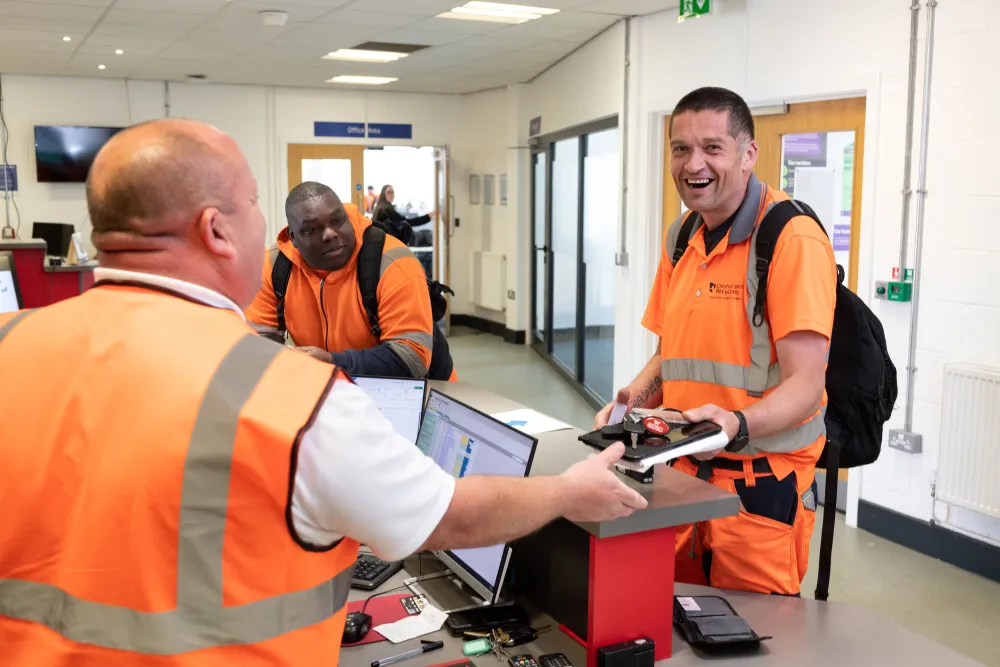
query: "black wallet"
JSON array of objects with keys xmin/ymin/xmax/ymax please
[{"xmin": 673, "ymin": 596, "xmax": 770, "ymax": 651}]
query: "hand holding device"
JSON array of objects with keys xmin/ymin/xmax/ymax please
[
  {"xmin": 559, "ymin": 443, "xmax": 648, "ymax": 522},
  {"xmin": 595, "ymin": 388, "xmax": 632, "ymax": 429},
  {"xmin": 681, "ymin": 404, "xmax": 742, "ymax": 460},
  {"xmin": 296, "ymin": 346, "xmax": 333, "ymax": 363}
]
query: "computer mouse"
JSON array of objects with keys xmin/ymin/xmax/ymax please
[{"xmin": 343, "ymin": 611, "xmax": 373, "ymax": 644}]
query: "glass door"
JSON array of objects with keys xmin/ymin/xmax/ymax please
[
  {"xmin": 531, "ymin": 151, "xmax": 549, "ymax": 350},
  {"xmin": 529, "ymin": 118, "xmax": 619, "ymax": 407}
]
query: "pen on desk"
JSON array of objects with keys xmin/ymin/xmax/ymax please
[{"xmin": 370, "ymin": 640, "xmax": 444, "ymax": 667}]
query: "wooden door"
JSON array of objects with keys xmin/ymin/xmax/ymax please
[
  {"xmin": 661, "ymin": 97, "xmax": 866, "ymax": 292},
  {"xmin": 287, "ymin": 144, "xmax": 365, "ymax": 211}
]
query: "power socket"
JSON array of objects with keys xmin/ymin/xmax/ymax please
[
  {"xmin": 888, "ymin": 429, "xmax": 922, "ymax": 454},
  {"xmin": 507, "ymin": 290, "xmax": 515, "ymax": 300}
]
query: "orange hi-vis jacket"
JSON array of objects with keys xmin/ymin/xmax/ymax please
[
  {"xmin": 245, "ymin": 204, "xmax": 435, "ymax": 379},
  {"xmin": 0, "ymin": 285, "xmax": 359, "ymax": 666},
  {"xmin": 645, "ymin": 174, "xmax": 837, "ymax": 481}
]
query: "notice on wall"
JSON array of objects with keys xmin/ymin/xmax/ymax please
[{"xmin": 782, "ymin": 131, "xmax": 855, "ymax": 274}]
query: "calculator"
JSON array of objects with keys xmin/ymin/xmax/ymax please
[
  {"xmin": 508, "ymin": 655, "xmax": 539, "ymax": 667},
  {"xmin": 539, "ymin": 654, "xmax": 574, "ymax": 667}
]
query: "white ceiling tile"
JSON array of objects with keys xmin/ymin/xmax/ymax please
[
  {"xmin": 82, "ymin": 34, "xmax": 176, "ymax": 49},
  {"xmin": 580, "ymin": 0, "xmax": 677, "ymax": 15},
  {"xmin": 539, "ymin": 10, "xmax": 620, "ymax": 28},
  {"xmin": 344, "ymin": 0, "xmax": 455, "ymax": 12},
  {"xmin": 76, "ymin": 42, "xmax": 162, "ymax": 58},
  {"xmin": 224, "ymin": 0, "xmax": 341, "ymax": 22},
  {"xmin": 312, "ymin": 9, "xmax": 425, "ymax": 29},
  {"xmin": 0, "ymin": 17, "xmax": 97, "ymax": 33},
  {"xmin": 156, "ymin": 42, "xmax": 251, "ymax": 60},
  {"xmin": 91, "ymin": 22, "xmax": 194, "ymax": 38},
  {"xmin": 0, "ymin": 28, "xmax": 81, "ymax": 44},
  {"xmin": 0, "ymin": 0, "xmax": 104, "ymax": 21},
  {"xmin": 264, "ymin": 23, "xmax": 375, "ymax": 46},
  {"xmin": 100, "ymin": 9, "xmax": 207, "ymax": 28},
  {"xmin": 112, "ymin": 0, "xmax": 230, "ymax": 13},
  {"xmin": 185, "ymin": 27, "xmax": 282, "ymax": 45}
]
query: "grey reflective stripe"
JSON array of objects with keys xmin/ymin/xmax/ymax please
[
  {"xmin": 744, "ymin": 202, "xmax": 779, "ymax": 396},
  {"xmin": 741, "ymin": 407, "xmax": 827, "ymax": 456},
  {"xmin": 0, "ymin": 309, "xmax": 36, "ymax": 345},
  {"xmin": 387, "ymin": 339, "xmax": 429, "ymax": 377},
  {"xmin": 662, "ymin": 358, "xmax": 781, "ymax": 392},
  {"xmin": 390, "ymin": 330, "xmax": 433, "ymax": 351},
  {"xmin": 379, "ymin": 246, "xmax": 414, "ymax": 278},
  {"xmin": 0, "ymin": 333, "xmax": 353, "ymax": 654}
]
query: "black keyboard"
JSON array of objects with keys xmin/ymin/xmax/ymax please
[{"xmin": 351, "ymin": 554, "xmax": 404, "ymax": 591}]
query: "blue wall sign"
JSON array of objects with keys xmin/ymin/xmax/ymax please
[
  {"xmin": 314, "ymin": 121, "xmax": 367, "ymax": 138},
  {"xmin": 367, "ymin": 123, "xmax": 413, "ymax": 140},
  {"xmin": 0, "ymin": 165, "xmax": 17, "ymax": 192}
]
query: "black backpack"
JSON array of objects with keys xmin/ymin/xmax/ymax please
[
  {"xmin": 672, "ymin": 199, "xmax": 897, "ymax": 602},
  {"xmin": 270, "ymin": 221, "xmax": 456, "ymax": 380}
]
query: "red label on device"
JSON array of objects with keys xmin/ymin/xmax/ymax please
[{"xmin": 643, "ymin": 417, "xmax": 670, "ymax": 435}]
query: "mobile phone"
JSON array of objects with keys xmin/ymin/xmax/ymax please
[{"xmin": 608, "ymin": 401, "xmax": 628, "ymax": 425}]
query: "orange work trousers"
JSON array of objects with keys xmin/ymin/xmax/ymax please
[{"xmin": 671, "ymin": 456, "xmax": 818, "ymax": 596}]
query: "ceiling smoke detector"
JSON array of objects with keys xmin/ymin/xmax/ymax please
[{"xmin": 259, "ymin": 10, "xmax": 289, "ymax": 27}]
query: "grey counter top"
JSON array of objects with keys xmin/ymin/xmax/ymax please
[
  {"xmin": 0, "ymin": 240, "xmax": 47, "ymax": 250},
  {"xmin": 429, "ymin": 381, "xmax": 739, "ymax": 539},
  {"xmin": 344, "ymin": 560, "xmax": 985, "ymax": 667},
  {"xmin": 44, "ymin": 260, "xmax": 97, "ymax": 273}
]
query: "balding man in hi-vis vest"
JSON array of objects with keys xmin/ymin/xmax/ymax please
[
  {"xmin": 596, "ymin": 87, "xmax": 836, "ymax": 596},
  {"xmin": 0, "ymin": 119, "xmax": 646, "ymax": 665}
]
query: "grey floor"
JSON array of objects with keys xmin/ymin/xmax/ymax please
[{"xmin": 449, "ymin": 327, "xmax": 1000, "ymax": 667}]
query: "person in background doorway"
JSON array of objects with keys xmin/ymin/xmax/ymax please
[
  {"xmin": 594, "ymin": 87, "xmax": 836, "ymax": 597},
  {"xmin": 372, "ymin": 184, "xmax": 432, "ymax": 242},
  {"xmin": 246, "ymin": 182, "xmax": 456, "ymax": 380},
  {"xmin": 364, "ymin": 185, "xmax": 377, "ymax": 214}
]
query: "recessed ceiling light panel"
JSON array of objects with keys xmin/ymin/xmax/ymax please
[
  {"xmin": 115, "ymin": 49, "xmax": 124, "ymax": 55},
  {"xmin": 437, "ymin": 1, "xmax": 559, "ymax": 23},
  {"xmin": 322, "ymin": 49, "xmax": 408, "ymax": 63},
  {"xmin": 98, "ymin": 64, "xmax": 106, "ymax": 70},
  {"xmin": 62, "ymin": 36, "xmax": 71, "ymax": 42},
  {"xmin": 326, "ymin": 75, "xmax": 397, "ymax": 85}
]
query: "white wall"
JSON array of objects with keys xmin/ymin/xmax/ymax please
[
  {"xmin": 450, "ymin": 87, "xmax": 512, "ymax": 324},
  {"xmin": 0, "ymin": 74, "xmax": 461, "ymax": 255},
  {"xmin": 625, "ymin": 0, "xmax": 1000, "ymax": 543}
]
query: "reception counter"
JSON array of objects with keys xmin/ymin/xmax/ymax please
[
  {"xmin": 343, "ymin": 381, "xmax": 985, "ymax": 667},
  {"xmin": 0, "ymin": 240, "xmax": 96, "ymax": 307}
]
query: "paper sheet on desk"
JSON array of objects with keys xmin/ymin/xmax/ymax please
[
  {"xmin": 492, "ymin": 409, "xmax": 571, "ymax": 435},
  {"xmin": 374, "ymin": 605, "xmax": 449, "ymax": 643}
]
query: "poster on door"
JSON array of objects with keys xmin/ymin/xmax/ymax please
[{"xmin": 781, "ymin": 131, "xmax": 855, "ymax": 273}]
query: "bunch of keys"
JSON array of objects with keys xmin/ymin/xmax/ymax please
[
  {"xmin": 606, "ymin": 413, "xmax": 671, "ymax": 449},
  {"xmin": 489, "ymin": 628, "xmax": 512, "ymax": 662}
]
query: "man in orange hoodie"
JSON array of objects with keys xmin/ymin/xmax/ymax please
[{"xmin": 246, "ymin": 182, "xmax": 455, "ymax": 379}]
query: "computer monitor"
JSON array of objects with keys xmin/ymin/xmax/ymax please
[
  {"xmin": 32, "ymin": 222, "xmax": 74, "ymax": 258},
  {"xmin": 0, "ymin": 251, "xmax": 24, "ymax": 313},
  {"xmin": 416, "ymin": 390, "xmax": 539, "ymax": 604},
  {"xmin": 353, "ymin": 376, "xmax": 428, "ymax": 445}
]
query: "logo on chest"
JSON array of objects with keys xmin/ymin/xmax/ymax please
[{"xmin": 708, "ymin": 281, "xmax": 744, "ymax": 300}]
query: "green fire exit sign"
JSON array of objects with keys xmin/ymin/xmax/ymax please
[{"xmin": 680, "ymin": 0, "xmax": 711, "ymax": 22}]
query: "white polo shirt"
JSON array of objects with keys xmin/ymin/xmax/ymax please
[{"xmin": 95, "ymin": 268, "xmax": 457, "ymax": 562}]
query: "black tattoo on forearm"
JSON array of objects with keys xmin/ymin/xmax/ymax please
[{"xmin": 631, "ymin": 376, "xmax": 663, "ymax": 408}]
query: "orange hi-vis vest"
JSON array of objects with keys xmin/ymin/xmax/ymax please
[{"xmin": 0, "ymin": 283, "xmax": 359, "ymax": 666}]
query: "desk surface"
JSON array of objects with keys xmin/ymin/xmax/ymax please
[
  {"xmin": 346, "ymin": 559, "xmax": 985, "ymax": 667},
  {"xmin": 429, "ymin": 381, "xmax": 738, "ymax": 539}
]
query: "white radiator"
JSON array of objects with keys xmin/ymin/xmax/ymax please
[
  {"xmin": 469, "ymin": 251, "xmax": 506, "ymax": 312},
  {"xmin": 937, "ymin": 363, "xmax": 1000, "ymax": 520}
]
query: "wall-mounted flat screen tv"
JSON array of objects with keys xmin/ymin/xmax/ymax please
[{"xmin": 35, "ymin": 125, "xmax": 124, "ymax": 183}]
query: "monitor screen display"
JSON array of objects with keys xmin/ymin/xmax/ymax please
[
  {"xmin": 353, "ymin": 376, "xmax": 427, "ymax": 445},
  {"xmin": 0, "ymin": 252, "xmax": 23, "ymax": 313},
  {"xmin": 417, "ymin": 390, "xmax": 538, "ymax": 599},
  {"xmin": 35, "ymin": 125, "xmax": 123, "ymax": 183}
]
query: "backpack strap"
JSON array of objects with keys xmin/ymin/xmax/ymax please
[
  {"xmin": 667, "ymin": 211, "xmax": 702, "ymax": 266},
  {"xmin": 269, "ymin": 248, "xmax": 293, "ymax": 333},
  {"xmin": 814, "ymin": 440, "xmax": 840, "ymax": 602},
  {"xmin": 357, "ymin": 225, "xmax": 387, "ymax": 340},
  {"xmin": 751, "ymin": 199, "xmax": 825, "ymax": 327}
]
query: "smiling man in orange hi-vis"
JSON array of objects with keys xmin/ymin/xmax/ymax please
[
  {"xmin": 595, "ymin": 87, "xmax": 836, "ymax": 596},
  {"xmin": 0, "ymin": 119, "xmax": 647, "ymax": 665}
]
